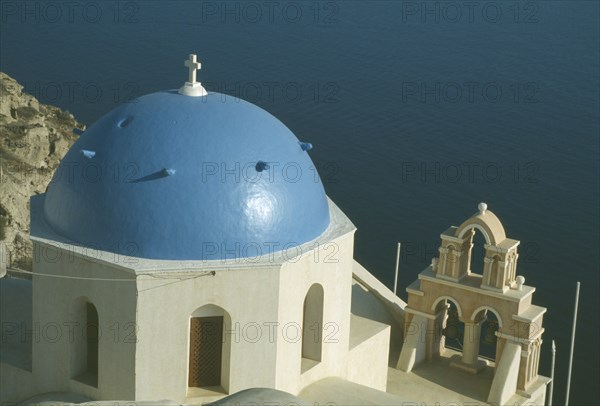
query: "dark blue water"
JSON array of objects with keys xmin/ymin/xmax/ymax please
[{"xmin": 1, "ymin": 1, "xmax": 598, "ymax": 404}]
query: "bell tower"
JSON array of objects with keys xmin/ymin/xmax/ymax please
[{"xmin": 398, "ymin": 203, "xmax": 549, "ymax": 405}]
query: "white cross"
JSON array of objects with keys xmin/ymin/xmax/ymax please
[
  {"xmin": 184, "ymin": 54, "xmax": 201, "ymax": 84},
  {"xmin": 179, "ymin": 53, "xmax": 207, "ymax": 97}
]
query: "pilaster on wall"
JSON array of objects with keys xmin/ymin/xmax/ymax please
[
  {"xmin": 437, "ymin": 227, "xmax": 473, "ymax": 282},
  {"xmin": 481, "ymin": 239, "xmax": 520, "ymax": 292}
]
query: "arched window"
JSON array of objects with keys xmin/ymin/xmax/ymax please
[
  {"xmin": 440, "ymin": 299, "xmax": 464, "ymax": 353},
  {"xmin": 301, "ymin": 284, "xmax": 324, "ymax": 372},
  {"xmin": 71, "ymin": 298, "xmax": 98, "ymax": 387},
  {"xmin": 446, "ymin": 245, "xmax": 458, "ymax": 278},
  {"xmin": 470, "ymin": 229, "xmax": 487, "ymax": 275},
  {"xmin": 474, "ymin": 308, "xmax": 501, "ymax": 360},
  {"xmin": 489, "ymin": 255, "xmax": 501, "ymax": 287}
]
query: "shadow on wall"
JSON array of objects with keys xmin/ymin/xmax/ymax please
[
  {"xmin": 351, "ymin": 281, "xmax": 404, "ymax": 366},
  {"xmin": 0, "ymin": 277, "xmax": 32, "ymax": 371}
]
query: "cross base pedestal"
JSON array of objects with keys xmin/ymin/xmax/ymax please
[{"xmin": 178, "ymin": 82, "xmax": 207, "ymax": 97}]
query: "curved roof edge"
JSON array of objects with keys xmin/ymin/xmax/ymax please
[
  {"xmin": 455, "ymin": 209, "xmax": 506, "ymax": 245},
  {"xmin": 30, "ymin": 194, "xmax": 356, "ymax": 274}
]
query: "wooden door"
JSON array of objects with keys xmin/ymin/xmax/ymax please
[{"xmin": 188, "ymin": 316, "xmax": 223, "ymax": 387}]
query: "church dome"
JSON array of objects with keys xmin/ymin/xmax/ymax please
[{"xmin": 43, "ymin": 90, "xmax": 330, "ymax": 260}]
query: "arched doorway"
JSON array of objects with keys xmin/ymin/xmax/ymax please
[
  {"xmin": 472, "ymin": 307, "xmax": 502, "ymax": 361},
  {"xmin": 441, "ymin": 300, "xmax": 464, "ymax": 353},
  {"xmin": 188, "ymin": 304, "xmax": 231, "ymax": 392},
  {"xmin": 70, "ymin": 297, "xmax": 99, "ymax": 387}
]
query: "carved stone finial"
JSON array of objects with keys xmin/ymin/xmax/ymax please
[
  {"xmin": 516, "ymin": 275, "xmax": 525, "ymax": 290},
  {"xmin": 478, "ymin": 202, "xmax": 488, "ymax": 214}
]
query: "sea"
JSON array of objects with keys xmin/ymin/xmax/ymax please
[{"xmin": 1, "ymin": 1, "xmax": 598, "ymax": 404}]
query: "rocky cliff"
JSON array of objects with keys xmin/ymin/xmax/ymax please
[{"xmin": 1, "ymin": 72, "xmax": 84, "ymax": 272}]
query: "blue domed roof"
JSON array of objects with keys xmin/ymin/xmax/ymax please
[{"xmin": 44, "ymin": 91, "xmax": 330, "ymax": 260}]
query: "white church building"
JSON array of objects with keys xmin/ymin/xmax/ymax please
[{"xmin": 0, "ymin": 55, "xmax": 549, "ymax": 405}]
